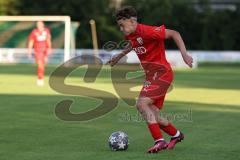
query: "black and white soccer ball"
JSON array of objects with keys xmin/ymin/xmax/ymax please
[{"xmin": 108, "ymin": 131, "xmax": 129, "ymax": 151}]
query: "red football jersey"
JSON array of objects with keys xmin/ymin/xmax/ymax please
[
  {"xmin": 125, "ymin": 23, "xmax": 172, "ymax": 76},
  {"xmin": 29, "ymin": 28, "xmax": 51, "ymax": 52}
]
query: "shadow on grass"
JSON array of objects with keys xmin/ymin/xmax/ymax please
[
  {"xmin": 0, "ymin": 64, "xmax": 239, "ymax": 91},
  {"xmin": 0, "ymin": 94, "xmax": 239, "ymax": 122},
  {"xmin": 0, "ymin": 94, "xmax": 239, "ymax": 160}
]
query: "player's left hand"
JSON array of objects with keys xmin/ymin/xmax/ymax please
[
  {"xmin": 45, "ymin": 56, "xmax": 49, "ymax": 64},
  {"xmin": 183, "ymin": 53, "xmax": 193, "ymax": 68},
  {"xmin": 47, "ymin": 48, "xmax": 52, "ymax": 55}
]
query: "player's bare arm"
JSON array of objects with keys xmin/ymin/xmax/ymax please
[
  {"xmin": 165, "ymin": 29, "xmax": 193, "ymax": 68},
  {"xmin": 47, "ymin": 33, "xmax": 52, "ymax": 55},
  {"xmin": 107, "ymin": 45, "xmax": 132, "ymax": 67},
  {"xmin": 28, "ymin": 39, "xmax": 34, "ymax": 58}
]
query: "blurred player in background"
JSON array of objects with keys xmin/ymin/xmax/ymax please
[
  {"xmin": 28, "ymin": 21, "xmax": 52, "ymax": 86},
  {"xmin": 108, "ymin": 6, "xmax": 193, "ymax": 153}
]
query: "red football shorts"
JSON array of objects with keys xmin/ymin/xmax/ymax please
[
  {"xmin": 35, "ymin": 51, "xmax": 47, "ymax": 64},
  {"xmin": 139, "ymin": 69, "xmax": 173, "ymax": 109}
]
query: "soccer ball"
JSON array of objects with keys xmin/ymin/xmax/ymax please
[{"xmin": 108, "ymin": 131, "xmax": 129, "ymax": 151}]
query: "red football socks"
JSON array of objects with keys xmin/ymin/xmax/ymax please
[
  {"xmin": 148, "ymin": 123, "xmax": 163, "ymax": 141},
  {"xmin": 160, "ymin": 123, "xmax": 177, "ymax": 136},
  {"xmin": 37, "ymin": 66, "xmax": 44, "ymax": 79}
]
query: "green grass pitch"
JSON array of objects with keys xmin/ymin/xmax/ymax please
[{"xmin": 0, "ymin": 64, "xmax": 239, "ymax": 160}]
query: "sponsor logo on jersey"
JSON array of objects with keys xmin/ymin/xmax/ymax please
[
  {"xmin": 36, "ymin": 31, "xmax": 47, "ymax": 41},
  {"xmin": 133, "ymin": 46, "xmax": 147, "ymax": 55}
]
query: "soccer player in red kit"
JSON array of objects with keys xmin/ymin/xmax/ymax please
[
  {"xmin": 107, "ymin": 6, "xmax": 193, "ymax": 153},
  {"xmin": 28, "ymin": 21, "xmax": 52, "ymax": 86}
]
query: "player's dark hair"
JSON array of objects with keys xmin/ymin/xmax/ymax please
[{"xmin": 114, "ymin": 6, "xmax": 137, "ymax": 21}]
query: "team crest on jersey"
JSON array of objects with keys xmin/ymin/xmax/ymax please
[
  {"xmin": 136, "ymin": 37, "xmax": 143, "ymax": 45},
  {"xmin": 154, "ymin": 27, "xmax": 160, "ymax": 31}
]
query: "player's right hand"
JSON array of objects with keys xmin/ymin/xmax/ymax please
[
  {"xmin": 107, "ymin": 51, "xmax": 129, "ymax": 67},
  {"xmin": 47, "ymin": 48, "xmax": 53, "ymax": 55},
  {"xmin": 107, "ymin": 57, "xmax": 118, "ymax": 67}
]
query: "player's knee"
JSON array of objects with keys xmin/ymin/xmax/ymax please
[
  {"xmin": 136, "ymin": 98, "xmax": 151, "ymax": 110},
  {"xmin": 37, "ymin": 61, "xmax": 44, "ymax": 68},
  {"xmin": 158, "ymin": 118, "xmax": 169, "ymax": 126},
  {"xmin": 136, "ymin": 99, "xmax": 144, "ymax": 110}
]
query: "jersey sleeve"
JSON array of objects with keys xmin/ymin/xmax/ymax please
[
  {"xmin": 124, "ymin": 36, "xmax": 138, "ymax": 48},
  {"xmin": 143, "ymin": 25, "xmax": 166, "ymax": 40},
  {"xmin": 129, "ymin": 39, "xmax": 139, "ymax": 48},
  {"xmin": 29, "ymin": 30, "xmax": 35, "ymax": 41}
]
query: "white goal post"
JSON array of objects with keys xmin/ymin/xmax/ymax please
[{"xmin": 0, "ymin": 16, "xmax": 71, "ymax": 62}]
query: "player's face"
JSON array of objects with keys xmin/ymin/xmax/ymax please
[
  {"xmin": 117, "ymin": 19, "xmax": 137, "ymax": 36},
  {"xmin": 36, "ymin": 21, "xmax": 45, "ymax": 31}
]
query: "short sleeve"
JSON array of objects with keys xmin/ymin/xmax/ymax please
[
  {"xmin": 129, "ymin": 40, "xmax": 139, "ymax": 48},
  {"xmin": 29, "ymin": 30, "xmax": 35, "ymax": 41},
  {"xmin": 143, "ymin": 25, "xmax": 166, "ymax": 40},
  {"xmin": 124, "ymin": 36, "xmax": 138, "ymax": 48}
]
